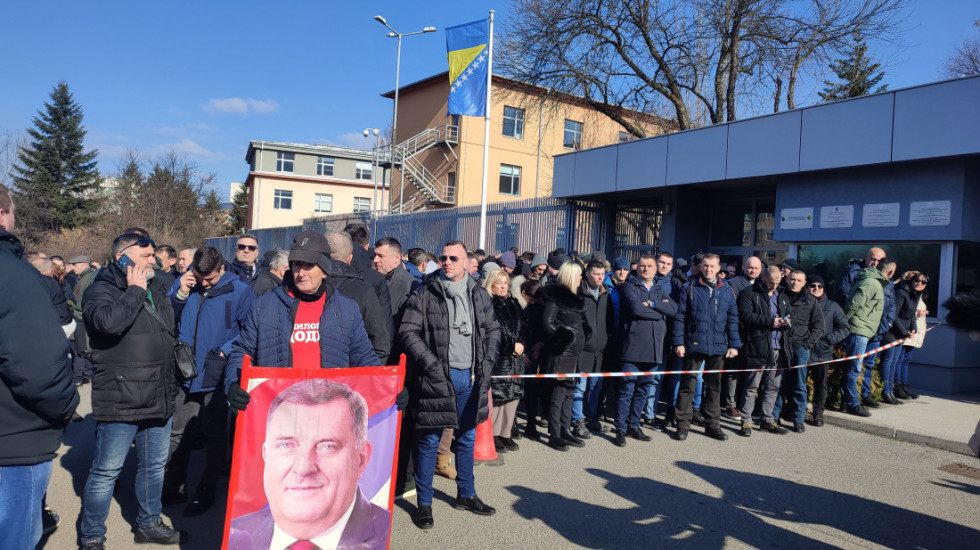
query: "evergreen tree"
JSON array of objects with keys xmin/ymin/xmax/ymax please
[
  {"xmin": 229, "ymin": 184, "xmax": 249, "ymax": 235},
  {"xmin": 202, "ymin": 189, "xmax": 226, "ymax": 229},
  {"xmin": 11, "ymin": 81, "xmax": 100, "ymax": 233},
  {"xmin": 819, "ymin": 36, "xmax": 888, "ymax": 102}
]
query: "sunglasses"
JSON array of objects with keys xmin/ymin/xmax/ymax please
[
  {"xmin": 439, "ymin": 255, "xmax": 461, "ymax": 263},
  {"xmin": 913, "ymin": 278, "xmax": 929, "ymax": 284},
  {"xmin": 120, "ymin": 235, "xmax": 156, "ymax": 253},
  {"xmin": 809, "ymin": 284, "xmax": 823, "ymax": 289},
  {"xmin": 237, "ymin": 244, "xmax": 258, "ymax": 251}
]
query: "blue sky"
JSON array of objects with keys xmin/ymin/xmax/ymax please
[{"xmin": 1, "ymin": 0, "xmax": 975, "ymax": 201}]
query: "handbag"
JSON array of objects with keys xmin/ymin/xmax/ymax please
[{"xmin": 144, "ymin": 303, "xmax": 199, "ymax": 382}]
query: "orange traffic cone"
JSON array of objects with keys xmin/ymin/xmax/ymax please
[{"xmin": 473, "ymin": 390, "xmax": 497, "ymax": 461}]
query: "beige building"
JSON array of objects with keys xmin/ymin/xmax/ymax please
[
  {"xmin": 243, "ymin": 141, "xmax": 390, "ymax": 229},
  {"xmin": 383, "ymin": 72, "xmax": 669, "ymax": 212}
]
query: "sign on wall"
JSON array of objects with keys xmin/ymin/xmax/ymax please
[
  {"xmin": 909, "ymin": 200, "xmax": 952, "ymax": 226},
  {"xmin": 862, "ymin": 203, "xmax": 900, "ymax": 227},
  {"xmin": 780, "ymin": 207, "xmax": 814, "ymax": 230},
  {"xmin": 819, "ymin": 205, "xmax": 854, "ymax": 229}
]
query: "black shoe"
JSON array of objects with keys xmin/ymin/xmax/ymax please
[
  {"xmin": 791, "ymin": 422, "xmax": 806, "ymax": 433},
  {"xmin": 453, "ymin": 494, "xmax": 496, "ymax": 516},
  {"xmin": 572, "ymin": 421, "xmax": 592, "ymax": 439},
  {"xmin": 767, "ymin": 422, "xmax": 789, "ymax": 434},
  {"xmin": 548, "ymin": 436, "xmax": 569, "ymax": 451},
  {"xmin": 42, "ymin": 508, "xmax": 60, "ymax": 535},
  {"xmin": 739, "ymin": 424, "xmax": 753, "ymax": 437},
  {"xmin": 511, "ymin": 423, "xmax": 522, "ymax": 440},
  {"xmin": 414, "ymin": 505, "xmax": 434, "ymax": 529},
  {"xmin": 845, "ymin": 405, "xmax": 872, "ymax": 418},
  {"xmin": 810, "ymin": 412, "xmax": 824, "ymax": 427},
  {"xmin": 613, "ymin": 431, "xmax": 627, "ymax": 447},
  {"xmin": 862, "ymin": 397, "xmax": 881, "ymax": 409},
  {"xmin": 904, "ymin": 384, "xmax": 919, "ymax": 399},
  {"xmin": 585, "ymin": 419, "xmax": 606, "ymax": 433},
  {"xmin": 880, "ymin": 393, "xmax": 902, "ymax": 405},
  {"xmin": 134, "ymin": 520, "xmax": 181, "ymax": 545},
  {"xmin": 626, "ymin": 427, "xmax": 652, "ymax": 442},
  {"xmin": 705, "ymin": 427, "xmax": 728, "ymax": 441},
  {"xmin": 692, "ymin": 412, "xmax": 706, "ymax": 427},
  {"xmin": 675, "ymin": 427, "xmax": 689, "ymax": 441},
  {"xmin": 523, "ymin": 427, "xmax": 541, "ymax": 442},
  {"xmin": 493, "ymin": 436, "xmax": 508, "ymax": 452},
  {"xmin": 183, "ymin": 487, "xmax": 215, "ymax": 517},
  {"xmin": 80, "ymin": 539, "xmax": 106, "ymax": 550},
  {"xmin": 893, "ymin": 385, "xmax": 912, "ymax": 399},
  {"xmin": 501, "ymin": 438, "xmax": 519, "ymax": 451},
  {"xmin": 563, "ymin": 432, "xmax": 586, "ymax": 448}
]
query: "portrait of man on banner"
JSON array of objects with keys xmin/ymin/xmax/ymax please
[{"xmin": 223, "ymin": 365, "xmax": 403, "ymax": 550}]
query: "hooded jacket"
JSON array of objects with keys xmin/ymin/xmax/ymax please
[
  {"xmin": 0, "ymin": 229, "xmax": 79, "ymax": 466},
  {"xmin": 621, "ymin": 274, "xmax": 677, "ymax": 364},
  {"xmin": 169, "ymin": 271, "xmax": 255, "ymax": 393},
  {"xmin": 83, "ymin": 260, "xmax": 180, "ymax": 421},
  {"xmin": 329, "ymin": 262, "xmax": 392, "ymax": 364},
  {"xmin": 489, "ymin": 294, "xmax": 528, "ymax": 403},
  {"xmin": 672, "ymin": 276, "xmax": 741, "ymax": 356},
  {"xmin": 398, "ymin": 274, "xmax": 501, "ymax": 430},
  {"xmin": 845, "ymin": 267, "xmax": 890, "ymax": 338}
]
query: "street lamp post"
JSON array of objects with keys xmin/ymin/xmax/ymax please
[
  {"xmin": 362, "ymin": 128, "xmax": 382, "ymax": 214},
  {"xmin": 374, "ymin": 15, "xmax": 435, "ymax": 214}
]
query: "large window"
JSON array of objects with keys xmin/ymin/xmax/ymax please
[
  {"xmin": 499, "ymin": 164, "xmax": 521, "ymax": 196},
  {"xmin": 564, "ymin": 120, "xmax": 583, "ymax": 149},
  {"xmin": 502, "ymin": 106, "xmax": 524, "ymax": 139},
  {"xmin": 956, "ymin": 243, "xmax": 980, "ymax": 296},
  {"xmin": 314, "ymin": 193, "xmax": 333, "ymax": 213},
  {"xmin": 316, "ymin": 156, "xmax": 334, "ymax": 176},
  {"xmin": 355, "ymin": 162, "xmax": 372, "ymax": 181},
  {"xmin": 276, "ymin": 152, "xmax": 294, "ymax": 172},
  {"xmin": 798, "ymin": 243, "xmax": 941, "ymax": 314},
  {"xmin": 353, "ymin": 197, "xmax": 371, "ymax": 213},
  {"xmin": 273, "ymin": 189, "xmax": 292, "ymax": 210},
  {"xmin": 447, "ymin": 172, "xmax": 457, "ymax": 202}
]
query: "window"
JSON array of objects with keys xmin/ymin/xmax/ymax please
[
  {"xmin": 355, "ymin": 162, "xmax": 372, "ymax": 181},
  {"xmin": 314, "ymin": 193, "xmax": 333, "ymax": 213},
  {"xmin": 499, "ymin": 164, "xmax": 521, "ymax": 196},
  {"xmin": 564, "ymin": 120, "xmax": 583, "ymax": 149},
  {"xmin": 447, "ymin": 172, "xmax": 457, "ymax": 202},
  {"xmin": 502, "ymin": 106, "xmax": 524, "ymax": 139},
  {"xmin": 276, "ymin": 152, "xmax": 294, "ymax": 172},
  {"xmin": 353, "ymin": 197, "xmax": 371, "ymax": 213},
  {"xmin": 316, "ymin": 156, "xmax": 334, "ymax": 176},
  {"xmin": 619, "ymin": 131, "xmax": 635, "ymax": 143},
  {"xmin": 273, "ymin": 189, "xmax": 292, "ymax": 210}
]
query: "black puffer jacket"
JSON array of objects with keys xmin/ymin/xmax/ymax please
[
  {"xmin": 83, "ymin": 262, "xmax": 179, "ymax": 421},
  {"xmin": 251, "ymin": 270, "xmax": 282, "ymax": 296},
  {"xmin": 737, "ymin": 281, "xmax": 791, "ymax": 368},
  {"xmin": 399, "ymin": 275, "xmax": 501, "ymax": 430},
  {"xmin": 538, "ymin": 283, "xmax": 591, "ymax": 375},
  {"xmin": 784, "ymin": 289, "xmax": 824, "ymax": 351},
  {"xmin": 0, "ymin": 229, "xmax": 79, "ymax": 466},
  {"xmin": 884, "ymin": 279, "xmax": 922, "ymax": 344},
  {"xmin": 489, "ymin": 294, "xmax": 527, "ymax": 403},
  {"xmin": 329, "ymin": 262, "xmax": 392, "ymax": 365},
  {"xmin": 812, "ymin": 294, "xmax": 850, "ymax": 363}
]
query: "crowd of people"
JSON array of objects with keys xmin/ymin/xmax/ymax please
[{"xmin": 1, "ymin": 180, "xmax": 939, "ymax": 548}]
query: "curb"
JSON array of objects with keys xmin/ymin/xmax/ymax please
[{"xmin": 823, "ymin": 412, "xmax": 975, "ymax": 457}]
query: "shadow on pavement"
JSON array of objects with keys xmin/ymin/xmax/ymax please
[{"xmin": 506, "ymin": 463, "xmax": 980, "ymax": 549}]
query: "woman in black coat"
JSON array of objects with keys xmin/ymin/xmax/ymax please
[
  {"xmin": 538, "ymin": 262, "xmax": 592, "ymax": 451},
  {"xmin": 521, "ymin": 279, "xmax": 548, "ymax": 441},
  {"xmin": 806, "ymin": 274, "xmax": 850, "ymax": 426},
  {"xmin": 483, "ymin": 270, "xmax": 528, "ymax": 452}
]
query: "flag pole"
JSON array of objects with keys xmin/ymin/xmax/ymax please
[{"xmin": 478, "ymin": 11, "xmax": 494, "ymax": 251}]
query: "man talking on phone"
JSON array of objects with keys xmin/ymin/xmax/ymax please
[{"xmin": 79, "ymin": 233, "xmax": 183, "ymax": 549}]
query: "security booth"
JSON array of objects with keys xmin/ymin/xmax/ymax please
[{"xmin": 553, "ymin": 76, "xmax": 980, "ymax": 394}]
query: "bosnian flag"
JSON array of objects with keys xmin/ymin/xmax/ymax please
[{"xmin": 446, "ymin": 18, "xmax": 490, "ymax": 117}]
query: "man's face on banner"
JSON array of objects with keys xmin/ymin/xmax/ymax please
[{"xmin": 262, "ymin": 398, "xmax": 372, "ymax": 538}]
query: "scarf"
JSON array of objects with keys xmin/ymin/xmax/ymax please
[{"xmin": 439, "ymin": 274, "xmax": 472, "ymax": 336}]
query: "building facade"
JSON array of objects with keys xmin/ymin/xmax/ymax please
[
  {"xmin": 382, "ymin": 73, "xmax": 669, "ymax": 212},
  {"xmin": 243, "ymin": 141, "xmax": 390, "ymax": 230}
]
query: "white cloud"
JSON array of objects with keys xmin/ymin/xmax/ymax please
[
  {"xmin": 202, "ymin": 97, "xmax": 280, "ymax": 115},
  {"xmin": 164, "ymin": 139, "xmax": 227, "ymax": 161}
]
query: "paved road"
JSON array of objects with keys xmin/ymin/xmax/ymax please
[{"xmin": 44, "ymin": 385, "xmax": 980, "ymax": 549}]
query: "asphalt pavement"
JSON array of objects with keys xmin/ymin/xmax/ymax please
[{"xmin": 42, "ymin": 385, "xmax": 980, "ymax": 549}]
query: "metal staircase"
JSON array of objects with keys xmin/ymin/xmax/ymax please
[{"xmin": 386, "ymin": 124, "xmax": 458, "ymax": 213}]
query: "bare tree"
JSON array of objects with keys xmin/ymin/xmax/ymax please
[
  {"xmin": 499, "ymin": 0, "xmax": 906, "ymax": 132},
  {"xmin": 944, "ymin": 20, "xmax": 980, "ymax": 78}
]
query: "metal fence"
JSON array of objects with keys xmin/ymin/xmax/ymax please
[{"xmin": 206, "ymin": 197, "xmax": 610, "ymax": 258}]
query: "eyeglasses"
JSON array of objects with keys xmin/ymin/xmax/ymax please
[
  {"xmin": 439, "ymin": 255, "xmax": 460, "ymax": 263},
  {"xmin": 808, "ymin": 284, "xmax": 823, "ymax": 289},
  {"xmin": 237, "ymin": 244, "xmax": 258, "ymax": 251},
  {"xmin": 119, "ymin": 236, "xmax": 156, "ymax": 253},
  {"xmin": 913, "ymin": 278, "xmax": 929, "ymax": 285}
]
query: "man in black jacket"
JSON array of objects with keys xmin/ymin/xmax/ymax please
[
  {"xmin": 344, "ymin": 223, "xmax": 394, "ymax": 322},
  {"xmin": 0, "ymin": 186, "xmax": 79, "ymax": 550},
  {"xmin": 771, "ymin": 269, "xmax": 824, "ymax": 433},
  {"xmin": 79, "ymin": 233, "xmax": 182, "ymax": 549},
  {"xmin": 399, "ymin": 240, "xmax": 501, "ymax": 530},
  {"xmin": 375, "ymin": 236, "xmax": 421, "ymax": 318},
  {"xmin": 327, "ymin": 230, "xmax": 392, "ymax": 364},
  {"xmin": 571, "ymin": 259, "xmax": 609, "ymax": 439},
  {"xmin": 228, "ymin": 234, "xmax": 260, "ymax": 284},
  {"xmin": 807, "ymin": 275, "xmax": 850, "ymax": 426}
]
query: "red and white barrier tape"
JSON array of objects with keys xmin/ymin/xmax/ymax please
[{"xmin": 491, "ymin": 322, "xmax": 942, "ymax": 379}]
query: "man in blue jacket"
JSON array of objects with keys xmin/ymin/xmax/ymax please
[
  {"xmin": 164, "ymin": 246, "xmax": 254, "ymax": 516},
  {"xmin": 672, "ymin": 253, "xmax": 741, "ymax": 442}
]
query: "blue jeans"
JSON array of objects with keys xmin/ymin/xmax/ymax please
[
  {"xmin": 415, "ymin": 368, "xmax": 478, "ymax": 507},
  {"xmin": 0, "ymin": 461, "xmax": 52, "ymax": 549},
  {"xmin": 879, "ymin": 345, "xmax": 901, "ymax": 393},
  {"xmin": 842, "ymin": 334, "xmax": 870, "ymax": 408},
  {"xmin": 571, "ymin": 377, "xmax": 586, "ymax": 423},
  {"xmin": 894, "ymin": 346, "xmax": 913, "ymax": 385},
  {"xmin": 582, "ymin": 377, "xmax": 603, "ymax": 422},
  {"xmin": 642, "ymin": 363, "xmax": 666, "ymax": 419},
  {"xmin": 80, "ymin": 418, "xmax": 172, "ymax": 542},
  {"xmin": 860, "ymin": 338, "xmax": 881, "ymax": 399},
  {"xmin": 772, "ymin": 348, "xmax": 809, "ymax": 423},
  {"xmin": 615, "ymin": 362, "xmax": 656, "ymax": 432}
]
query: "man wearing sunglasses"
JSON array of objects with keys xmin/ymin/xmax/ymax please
[
  {"xmin": 399, "ymin": 240, "xmax": 501, "ymax": 530},
  {"xmin": 79, "ymin": 232, "xmax": 183, "ymax": 548},
  {"xmin": 229, "ymin": 234, "xmax": 260, "ymax": 284},
  {"xmin": 806, "ymin": 275, "xmax": 850, "ymax": 427}
]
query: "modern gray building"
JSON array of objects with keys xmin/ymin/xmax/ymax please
[{"xmin": 553, "ymin": 75, "xmax": 980, "ymax": 394}]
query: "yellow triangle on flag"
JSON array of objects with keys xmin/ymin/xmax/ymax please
[{"xmin": 448, "ymin": 44, "xmax": 486, "ymax": 84}]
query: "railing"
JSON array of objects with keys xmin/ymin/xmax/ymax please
[
  {"xmin": 392, "ymin": 124, "xmax": 458, "ymax": 162},
  {"xmin": 382, "ymin": 124, "xmax": 458, "ymax": 212}
]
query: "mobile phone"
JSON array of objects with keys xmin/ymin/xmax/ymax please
[{"xmin": 117, "ymin": 255, "xmax": 135, "ymax": 271}]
